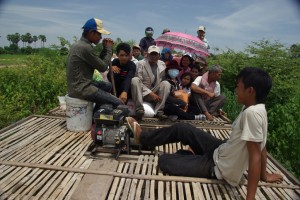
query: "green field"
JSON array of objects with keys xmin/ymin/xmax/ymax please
[{"xmin": 0, "ymin": 54, "xmax": 28, "ymax": 67}]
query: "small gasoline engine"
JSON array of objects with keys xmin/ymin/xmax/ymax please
[{"xmin": 90, "ymin": 104, "xmax": 131, "ymax": 158}]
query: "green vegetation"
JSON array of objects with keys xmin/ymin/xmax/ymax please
[
  {"xmin": 0, "ymin": 39, "xmax": 299, "ymax": 180},
  {"xmin": 0, "ymin": 54, "xmax": 28, "ymax": 66},
  {"xmin": 0, "ymin": 50, "xmax": 67, "ymax": 129}
]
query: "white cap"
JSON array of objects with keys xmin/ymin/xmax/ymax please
[
  {"xmin": 198, "ymin": 26, "xmax": 206, "ymax": 32},
  {"xmin": 148, "ymin": 45, "xmax": 160, "ymax": 54}
]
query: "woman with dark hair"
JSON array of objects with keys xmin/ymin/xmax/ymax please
[
  {"xmin": 108, "ymin": 43, "xmax": 136, "ymax": 104},
  {"xmin": 178, "ymin": 54, "xmax": 194, "ymax": 79}
]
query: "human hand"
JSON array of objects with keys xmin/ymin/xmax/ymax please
[
  {"xmin": 111, "ymin": 66, "xmax": 121, "ymax": 74},
  {"xmin": 262, "ymin": 172, "xmax": 283, "ymax": 183},
  {"xmin": 207, "ymin": 91, "xmax": 215, "ymax": 98},
  {"xmin": 149, "ymin": 92, "xmax": 161, "ymax": 102},
  {"xmin": 119, "ymin": 92, "xmax": 128, "ymax": 103},
  {"xmin": 103, "ymin": 38, "xmax": 114, "ymax": 47}
]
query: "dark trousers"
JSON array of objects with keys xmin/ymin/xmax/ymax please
[
  {"xmin": 164, "ymin": 104, "xmax": 201, "ymax": 120},
  {"xmin": 140, "ymin": 123, "xmax": 225, "ymax": 178},
  {"xmin": 190, "ymin": 92, "xmax": 225, "ymax": 114},
  {"xmin": 85, "ymin": 81, "xmax": 123, "ymax": 113}
]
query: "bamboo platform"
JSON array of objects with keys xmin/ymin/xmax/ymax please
[{"xmin": 0, "ymin": 114, "xmax": 299, "ymax": 199}]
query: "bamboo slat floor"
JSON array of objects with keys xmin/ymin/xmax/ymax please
[{"xmin": 0, "ymin": 114, "xmax": 299, "ymax": 200}]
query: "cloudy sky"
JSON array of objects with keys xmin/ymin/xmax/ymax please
[{"xmin": 0, "ymin": 0, "xmax": 299, "ymax": 52}]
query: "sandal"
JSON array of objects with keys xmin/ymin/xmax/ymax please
[
  {"xmin": 126, "ymin": 117, "xmax": 141, "ymax": 144},
  {"xmin": 135, "ymin": 109, "xmax": 144, "ymax": 120}
]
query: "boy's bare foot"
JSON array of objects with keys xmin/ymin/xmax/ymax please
[
  {"xmin": 126, "ymin": 117, "xmax": 142, "ymax": 144},
  {"xmin": 204, "ymin": 112, "xmax": 214, "ymax": 121}
]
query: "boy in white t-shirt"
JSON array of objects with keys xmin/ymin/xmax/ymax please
[{"xmin": 126, "ymin": 67, "xmax": 283, "ymax": 200}]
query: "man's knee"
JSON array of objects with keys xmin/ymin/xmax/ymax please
[
  {"xmin": 219, "ymin": 94, "xmax": 226, "ymax": 102},
  {"xmin": 160, "ymin": 80, "xmax": 171, "ymax": 90},
  {"xmin": 158, "ymin": 154, "xmax": 174, "ymax": 174},
  {"xmin": 131, "ymin": 77, "xmax": 141, "ymax": 87}
]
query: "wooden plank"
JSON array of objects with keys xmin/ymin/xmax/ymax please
[
  {"xmin": 1, "ymin": 167, "xmax": 32, "ymax": 197},
  {"xmin": 1, "ymin": 160, "xmax": 298, "ymax": 190},
  {"xmin": 135, "ymin": 155, "xmax": 148, "ymax": 199},
  {"xmin": 54, "ymin": 159, "xmax": 93, "ymax": 199},
  {"xmin": 128, "ymin": 156, "xmax": 143, "ymax": 200},
  {"xmin": 184, "ymin": 183, "xmax": 192, "ymax": 199},
  {"xmin": 120, "ymin": 161, "xmax": 135, "ymax": 200},
  {"xmin": 29, "ymin": 156, "xmax": 87, "ymax": 199},
  {"xmin": 218, "ymin": 184, "xmax": 231, "ymax": 200},
  {"xmin": 149, "ymin": 155, "xmax": 156, "ymax": 200},
  {"xmin": 177, "ymin": 182, "xmax": 184, "ymax": 199},
  {"xmin": 69, "ymin": 158, "xmax": 118, "ymax": 200},
  {"xmin": 207, "ymin": 184, "xmax": 217, "ymax": 200},
  {"xmin": 0, "ymin": 118, "xmax": 60, "ymax": 156},
  {"xmin": 157, "ymin": 155, "xmax": 165, "ymax": 200},
  {"xmin": 165, "ymin": 181, "xmax": 171, "ymax": 200},
  {"xmin": 213, "ymin": 184, "xmax": 223, "ymax": 200},
  {"xmin": 144, "ymin": 156, "xmax": 152, "ymax": 199},
  {"xmin": 283, "ymin": 188, "xmax": 300, "ymax": 200},
  {"xmin": 6, "ymin": 130, "xmax": 88, "ymax": 198},
  {"xmin": 114, "ymin": 163, "xmax": 129, "ymax": 199},
  {"xmin": 171, "ymin": 181, "xmax": 177, "ymax": 199},
  {"xmin": 191, "ymin": 182, "xmax": 200, "ymax": 200},
  {"xmin": 203, "ymin": 184, "xmax": 211, "ymax": 199},
  {"xmin": 107, "ymin": 162, "xmax": 124, "ymax": 200},
  {"xmin": 0, "ymin": 115, "xmax": 36, "ymax": 135},
  {"xmin": 224, "ymin": 184, "xmax": 240, "ymax": 200},
  {"xmin": 14, "ymin": 133, "xmax": 91, "ymax": 196}
]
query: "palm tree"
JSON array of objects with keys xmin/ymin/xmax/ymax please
[
  {"xmin": 12, "ymin": 33, "xmax": 21, "ymax": 47},
  {"xmin": 21, "ymin": 34, "xmax": 27, "ymax": 47},
  {"xmin": 32, "ymin": 36, "xmax": 38, "ymax": 48},
  {"xmin": 25, "ymin": 33, "xmax": 32, "ymax": 47},
  {"xmin": 38, "ymin": 35, "xmax": 47, "ymax": 48}
]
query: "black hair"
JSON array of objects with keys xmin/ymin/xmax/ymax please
[
  {"xmin": 191, "ymin": 64, "xmax": 201, "ymax": 72},
  {"xmin": 180, "ymin": 72, "xmax": 193, "ymax": 88},
  {"xmin": 116, "ymin": 43, "xmax": 131, "ymax": 55},
  {"xmin": 180, "ymin": 55, "xmax": 194, "ymax": 68},
  {"xmin": 82, "ymin": 30, "xmax": 89, "ymax": 37},
  {"xmin": 236, "ymin": 67, "xmax": 272, "ymax": 104}
]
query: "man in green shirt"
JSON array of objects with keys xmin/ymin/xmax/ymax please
[{"xmin": 66, "ymin": 18, "xmax": 123, "ymax": 110}]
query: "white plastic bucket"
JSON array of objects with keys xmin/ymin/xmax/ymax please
[{"xmin": 65, "ymin": 95, "xmax": 93, "ymax": 132}]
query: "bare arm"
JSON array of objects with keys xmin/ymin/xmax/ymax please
[
  {"xmin": 260, "ymin": 147, "xmax": 284, "ymax": 182},
  {"xmin": 191, "ymin": 83, "xmax": 215, "ymax": 98},
  {"xmin": 246, "ymin": 141, "xmax": 261, "ymax": 200}
]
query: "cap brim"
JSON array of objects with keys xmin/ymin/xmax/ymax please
[
  {"xmin": 97, "ymin": 29, "xmax": 110, "ymax": 35},
  {"xmin": 148, "ymin": 50, "xmax": 160, "ymax": 54}
]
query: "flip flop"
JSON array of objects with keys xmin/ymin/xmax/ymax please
[{"xmin": 126, "ymin": 117, "xmax": 141, "ymax": 144}]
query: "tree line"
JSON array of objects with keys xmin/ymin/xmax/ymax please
[{"xmin": 6, "ymin": 32, "xmax": 47, "ymax": 48}]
